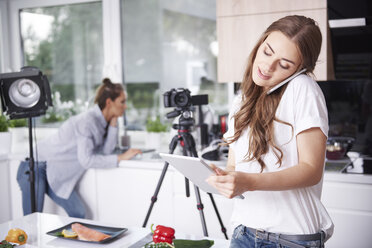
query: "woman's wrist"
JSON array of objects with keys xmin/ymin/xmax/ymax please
[{"xmin": 244, "ymin": 172, "xmax": 258, "ymax": 192}]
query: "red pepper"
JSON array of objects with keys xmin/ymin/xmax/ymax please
[{"xmin": 151, "ymin": 224, "xmax": 175, "ymax": 244}]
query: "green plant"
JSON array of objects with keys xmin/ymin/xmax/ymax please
[
  {"xmin": 0, "ymin": 115, "xmax": 9, "ymax": 132},
  {"xmin": 146, "ymin": 116, "xmax": 168, "ymax": 133},
  {"xmin": 8, "ymin": 118, "xmax": 28, "ymax": 128}
]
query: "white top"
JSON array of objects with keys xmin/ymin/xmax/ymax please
[
  {"xmin": 224, "ymin": 75, "xmax": 334, "ymax": 239},
  {"xmin": 37, "ymin": 105, "xmax": 118, "ymax": 199}
]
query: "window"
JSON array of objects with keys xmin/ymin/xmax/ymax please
[
  {"xmin": 121, "ymin": 0, "xmax": 228, "ymax": 129},
  {"xmin": 0, "ymin": 8, "xmax": 3, "ymax": 73},
  {"xmin": 20, "ymin": 2, "xmax": 103, "ymax": 122},
  {"xmin": 11, "ymin": 0, "xmax": 230, "ymax": 129}
]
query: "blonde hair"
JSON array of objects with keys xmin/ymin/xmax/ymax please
[{"xmin": 227, "ymin": 15, "xmax": 322, "ymax": 171}]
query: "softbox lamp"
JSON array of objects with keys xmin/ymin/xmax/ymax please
[
  {"xmin": 0, "ymin": 66, "xmax": 52, "ymax": 214},
  {"xmin": 0, "ymin": 66, "xmax": 52, "ymax": 119}
]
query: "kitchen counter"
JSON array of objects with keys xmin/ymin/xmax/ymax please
[
  {"xmin": 0, "ymin": 212, "xmax": 229, "ymax": 247},
  {"xmin": 121, "ymin": 152, "xmax": 372, "ymax": 184},
  {"xmin": 324, "ymin": 171, "xmax": 372, "ymax": 184}
]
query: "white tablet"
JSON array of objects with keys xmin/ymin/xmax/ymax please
[{"xmin": 159, "ymin": 153, "xmax": 244, "ymax": 199}]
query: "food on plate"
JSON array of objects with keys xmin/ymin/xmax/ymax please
[
  {"xmin": 61, "ymin": 229, "xmax": 78, "ymax": 238},
  {"xmin": 71, "ymin": 223, "xmax": 111, "ymax": 242},
  {"xmin": 5, "ymin": 228, "xmax": 28, "ymax": 245},
  {"xmin": 151, "ymin": 224, "xmax": 175, "ymax": 244}
]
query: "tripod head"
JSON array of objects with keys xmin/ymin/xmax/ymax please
[{"xmin": 169, "ymin": 107, "xmax": 195, "ymax": 132}]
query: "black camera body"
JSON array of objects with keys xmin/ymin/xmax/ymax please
[
  {"xmin": 163, "ymin": 88, "xmax": 208, "ymax": 109},
  {"xmin": 0, "ymin": 66, "xmax": 52, "ymax": 119},
  {"xmin": 163, "ymin": 88, "xmax": 192, "ymax": 108}
]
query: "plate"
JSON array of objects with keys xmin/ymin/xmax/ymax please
[{"xmin": 46, "ymin": 222, "xmax": 128, "ymax": 244}]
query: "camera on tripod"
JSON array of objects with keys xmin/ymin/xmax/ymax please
[{"xmin": 163, "ymin": 88, "xmax": 208, "ymax": 121}]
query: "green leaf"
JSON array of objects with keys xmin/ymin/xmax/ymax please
[{"xmin": 0, "ymin": 115, "xmax": 9, "ymax": 132}]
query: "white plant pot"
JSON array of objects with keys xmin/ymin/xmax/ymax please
[
  {"xmin": 145, "ymin": 132, "xmax": 169, "ymax": 151},
  {"xmin": 0, "ymin": 131, "xmax": 12, "ymax": 155}
]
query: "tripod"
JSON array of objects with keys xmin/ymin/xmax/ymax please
[{"xmin": 142, "ymin": 120, "xmax": 228, "ymax": 239}]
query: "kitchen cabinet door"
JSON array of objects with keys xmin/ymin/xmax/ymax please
[
  {"xmin": 216, "ymin": 0, "xmax": 331, "ymax": 82},
  {"xmin": 217, "ymin": 9, "xmax": 329, "ymax": 82}
]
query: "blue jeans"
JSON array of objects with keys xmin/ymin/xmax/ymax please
[
  {"xmin": 17, "ymin": 160, "xmax": 86, "ymax": 218},
  {"xmin": 230, "ymin": 225, "xmax": 324, "ymax": 248}
]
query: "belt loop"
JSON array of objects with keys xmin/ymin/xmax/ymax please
[
  {"xmin": 276, "ymin": 233, "xmax": 280, "ymax": 243},
  {"xmin": 320, "ymin": 231, "xmax": 325, "ymax": 248}
]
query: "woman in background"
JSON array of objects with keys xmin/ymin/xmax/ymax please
[
  {"xmin": 17, "ymin": 78, "xmax": 141, "ymax": 218},
  {"xmin": 207, "ymin": 15, "xmax": 333, "ymax": 247}
]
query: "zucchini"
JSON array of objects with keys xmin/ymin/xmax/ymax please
[{"xmin": 173, "ymin": 239, "xmax": 214, "ymax": 248}]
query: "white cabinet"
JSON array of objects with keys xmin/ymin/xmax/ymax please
[
  {"xmin": 216, "ymin": 0, "xmax": 333, "ymax": 82},
  {"xmin": 322, "ymin": 173, "xmax": 372, "ymax": 248},
  {"xmin": 0, "ymin": 154, "xmax": 11, "ymax": 223},
  {"xmin": 95, "ymin": 162, "xmax": 234, "ymax": 239}
]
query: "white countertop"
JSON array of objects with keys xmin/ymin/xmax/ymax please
[
  {"xmin": 324, "ymin": 171, "xmax": 372, "ymax": 184},
  {"xmin": 0, "ymin": 213, "xmax": 229, "ymax": 247},
  {"xmin": 120, "ymin": 152, "xmax": 372, "ymax": 184}
]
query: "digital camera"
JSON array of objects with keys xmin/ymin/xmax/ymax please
[
  {"xmin": 163, "ymin": 88, "xmax": 192, "ymax": 108},
  {"xmin": 163, "ymin": 88, "xmax": 208, "ymax": 109}
]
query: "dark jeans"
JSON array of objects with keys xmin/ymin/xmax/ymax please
[{"xmin": 16, "ymin": 160, "xmax": 86, "ymax": 218}]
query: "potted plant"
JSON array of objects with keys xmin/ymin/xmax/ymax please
[
  {"xmin": 145, "ymin": 116, "xmax": 168, "ymax": 150},
  {"xmin": 0, "ymin": 114, "xmax": 12, "ymax": 155}
]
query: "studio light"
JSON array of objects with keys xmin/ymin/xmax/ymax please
[
  {"xmin": 0, "ymin": 66, "xmax": 52, "ymax": 119},
  {"xmin": 0, "ymin": 66, "xmax": 52, "ymax": 214}
]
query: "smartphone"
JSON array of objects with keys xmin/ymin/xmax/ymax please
[{"xmin": 266, "ymin": 68, "xmax": 306, "ymax": 95}]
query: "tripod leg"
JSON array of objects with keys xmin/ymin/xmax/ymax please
[
  {"xmin": 143, "ymin": 135, "xmax": 179, "ymax": 228},
  {"xmin": 186, "ymin": 137, "xmax": 228, "ymax": 239},
  {"xmin": 182, "ymin": 146, "xmax": 190, "ymax": 197},
  {"xmin": 142, "ymin": 161, "xmax": 169, "ymax": 228},
  {"xmin": 208, "ymin": 193, "xmax": 228, "ymax": 239},
  {"xmin": 193, "ymin": 185, "xmax": 208, "ymax": 237}
]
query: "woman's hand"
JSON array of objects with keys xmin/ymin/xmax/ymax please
[
  {"xmin": 206, "ymin": 164, "xmax": 252, "ymax": 199},
  {"xmin": 117, "ymin": 148, "xmax": 142, "ymax": 161}
]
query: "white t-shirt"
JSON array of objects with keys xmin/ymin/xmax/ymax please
[{"xmin": 224, "ymin": 74, "xmax": 334, "ymax": 239}]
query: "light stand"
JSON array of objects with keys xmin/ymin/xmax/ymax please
[
  {"xmin": 27, "ymin": 117, "xmax": 36, "ymax": 212},
  {"xmin": 0, "ymin": 66, "xmax": 52, "ymax": 213}
]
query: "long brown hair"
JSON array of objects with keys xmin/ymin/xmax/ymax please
[
  {"xmin": 227, "ymin": 15, "xmax": 322, "ymax": 171},
  {"xmin": 94, "ymin": 78, "xmax": 124, "ymax": 110}
]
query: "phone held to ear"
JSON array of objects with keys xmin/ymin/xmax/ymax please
[{"xmin": 267, "ymin": 68, "xmax": 307, "ymax": 95}]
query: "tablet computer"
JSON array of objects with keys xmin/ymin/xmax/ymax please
[{"xmin": 159, "ymin": 153, "xmax": 244, "ymax": 199}]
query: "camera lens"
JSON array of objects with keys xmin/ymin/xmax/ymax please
[{"xmin": 174, "ymin": 92, "xmax": 189, "ymax": 107}]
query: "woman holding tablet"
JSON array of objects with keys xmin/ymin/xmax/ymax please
[{"xmin": 207, "ymin": 15, "xmax": 333, "ymax": 247}]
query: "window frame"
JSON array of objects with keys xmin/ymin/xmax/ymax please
[
  {"xmin": 8, "ymin": 0, "xmax": 123, "ymax": 82},
  {"xmin": 0, "ymin": 0, "xmax": 10, "ymax": 73}
]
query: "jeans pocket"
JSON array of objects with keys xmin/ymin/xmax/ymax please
[{"xmin": 233, "ymin": 225, "xmax": 245, "ymax": 240}]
